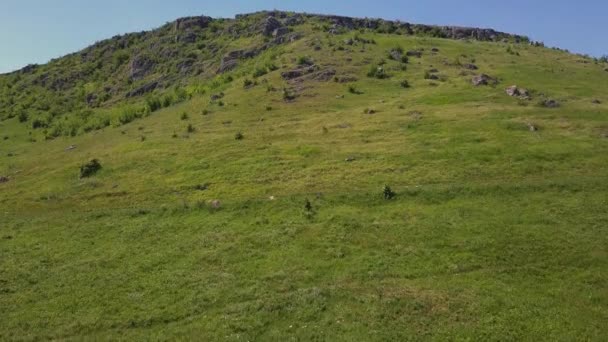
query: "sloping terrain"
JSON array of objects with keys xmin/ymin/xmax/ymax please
[{"xmin": 1, "ymin": 11, "xmax": 607, "ymax": 340}]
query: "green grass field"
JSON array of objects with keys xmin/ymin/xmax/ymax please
[{"xmin": 1, "ymin": 19, "xmax": 608, "ymax": 340}]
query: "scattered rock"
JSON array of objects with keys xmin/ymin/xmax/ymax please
[
  {"xmin": 281, "ymin": 65, "xmax": 317, "ymax": 80},
  {"xmin": 335, "ymin": 75, "xmax": 358, "ymax": 83},
  {"xmin": 210, "ymin": 93, "xmax": 224, "ymax": 101},
  {"xmin": 472, "ymin": 74, "xmax": 497, "ymax": 86},
  {"xmin": 462, "ymin": 63, "xmax": 478, "ymax": 70},
  {"xmin": 406, "ymin": 50, "xmax": 422, "ymax": 58},
  {"xmin": 540, "ymin": 99, "xmax": 560, "ymax": 108},
  {"xmin": 65, "ymin": 145, "xmax": 77, "ymax": 151},
  {"xmin": 0, "ymin": 176, "xmax": 8, "ymax": 183},
  {"xmin": 364, "ymin": 108, "xmax": 376, "ymax": 114},
  {"xmin": 208, "ymin": 199, "xmax": 222, "ymax": 209},
  {"xmin": 527, "ymin": 123, "xmax": 539, "ymax": 132},
  {"xmin": 312, "ymin": 69, "xmax": 336, "ymax": 81},
  {"xmin": 505, "ymin": 85, "xmax": 530, "ymax": 99},
  {"xmin": 592, "ymin": 99, "xmax": 601, "ymax": 104},
  {"xmin": 431, "ymin": 47, "xmax": 440, "ymax": 52},
  {"xmin": 345, "ymin": 156, "xmax": 356, "ymax": 162}
]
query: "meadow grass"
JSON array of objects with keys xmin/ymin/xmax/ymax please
[{"xmin": 1, "ymin": 29, "xmax": 608, "ymax": 340}]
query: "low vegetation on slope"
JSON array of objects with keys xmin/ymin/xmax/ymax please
[{"xmin": 1, "ymin": 11, "xmax": 607, "ymax": 340}]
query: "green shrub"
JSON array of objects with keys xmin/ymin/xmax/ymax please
[
  {"xmin": 297, "ymin": 56, "xmax": 314, "ymax": 66},
  {"xmin": 253, "ymin": 67, "xmax": 268, "ymax": 78},
  {"xmin": 18, "ymin": 111, "xmax": 28, "ymax": 123},
  {"xmin": 400, "ymin": 80, "xmax": 410, "ymax": 88},
  {"xmin": 180, "ymin": 112, "xmax": 189, "ymax": 120},
  {"xmin": 243, "ymin": 79, "xmax": 254, "ymax": 88},
  {"xmin": 383, "ymin": 185, "xmax": 395, "ymax": 200},
  {"xmin": 367, "ymin": 65, "xmax": 389, "ymax": 79},
  {"xmin": 145, "ymin": 96, "xmax": 162, "ymax": 112},
  {"xmin": 80, "ymin": 159, "xmax": 102, "ymax": 178},
  {"xmin": 187, "ymin": 124, "xmax": 195, "ymax": 133},
  {"xmin": 235, "ymin": 132, "xmax": 244, "ymax": 140}
]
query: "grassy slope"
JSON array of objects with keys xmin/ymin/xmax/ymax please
[{"xmin": 1, "ymin": 27, "xmax": 608, "ymax": 340}]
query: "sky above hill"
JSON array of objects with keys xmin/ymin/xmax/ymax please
[{"xmin": 0, "ymin": 0, "xmax": 606, "ymax": 73}]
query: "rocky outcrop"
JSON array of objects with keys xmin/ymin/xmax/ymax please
[
  {"xmin": 263, "ymin": 16, "xmax": 283, "ymax": 36},
  {"xmin": 540, "ymin": 99, "xmax": 560, "ymax": 108},
  {"xmin": 217, "ymin": 47, "xmax": 265, "ymax": 74},
  {"xmin": 175, "ymin": 16, "xmax": 212, "ymax": 30},
  {"xmin": 129, "ymin": 55, "xmax": 155, "ymax": 80},
  {"xmin": 281, "ymin": 66, "xmax": 317, "ymax": 80},
  {"xmin": 126, "ymin": 81, "xmax": 158, "ymax": 98}
]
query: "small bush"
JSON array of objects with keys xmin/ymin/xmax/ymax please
[
  {"xmin": 180, "ymin": 112, "xmax": 189, "ymax": 120},
  {"xmin": 401, "ymin": 55, "xmax": 409, "ymax": 64},
  {"xmin": 18, "ymin": 112, "xmax": 28, "ymax": 123},
  {"xmin": 202, "ymin": 109, "xmax": 209, "ymax": 115},
  {"xmin": 348, "ymin": 85, "xmax": 363, "ymax": 94},
  {"xmin": 367, "ymin": 65, "xmax": 389, "ymax": 79},
  {"xmin": 80, "ymin": 159, "xmax": 102, "ymax": 178},
  {"xmin": 253, "ymin": 67, "xmax": 268, "ymax": 78},
  {"xmin": 383, "ymin": 185, "xmax": 395, "ymax": 200},
  {"xmin": 297, "ymin": 56, "xmax": 314, "ymax": 66},
  {"xmin": 187, "ymin": 124, "xmax": 195, "ymax": 133},
  {"xmin": 282, "ymin": 88, "xmax": 296, "ymax": 101},
  {"xmin": 243, "ymin": 79, "xmax": 254, "ymax": 88},
  {"xmin": 400, "ymin": 80, "xmax": 410, "ymax": 88},
  {"xmin": 266, "ymin": 106, "xmax": 273, "ymax": 111},
  {"xmin": 235, "ymin": 132, "xmax": 244, "ymax": 140}
]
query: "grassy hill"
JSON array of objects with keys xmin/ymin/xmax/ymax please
[{"xmin": 1, "ymin": 11, "xmax": 607, "ymax": 340}]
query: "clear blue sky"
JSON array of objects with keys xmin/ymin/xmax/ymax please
[{"xmin": 1, "ymin": 0, "xmax": 606, "ymax": 73}]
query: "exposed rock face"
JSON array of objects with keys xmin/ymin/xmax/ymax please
[
  {"xmin": 264, "ymin": 16, "xmax": 283, "ymax": 36},
  {"xmin": 126, "ymin": 81, "xmax": 158, "ymax": 98},
  {"xmin": 129, "ymin": 55, "xmax": 155, "ymax": 80},
  {"xmin": 472, "ymin": 74, "xmax": 497, "ymax": 86},
  {"xmin": 217, "ymin": 47, "xmax": 265, "ymax": 74},
  {"xmin": 273, "ymin": 26, "xmax": 290, "ymax": 37}
]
